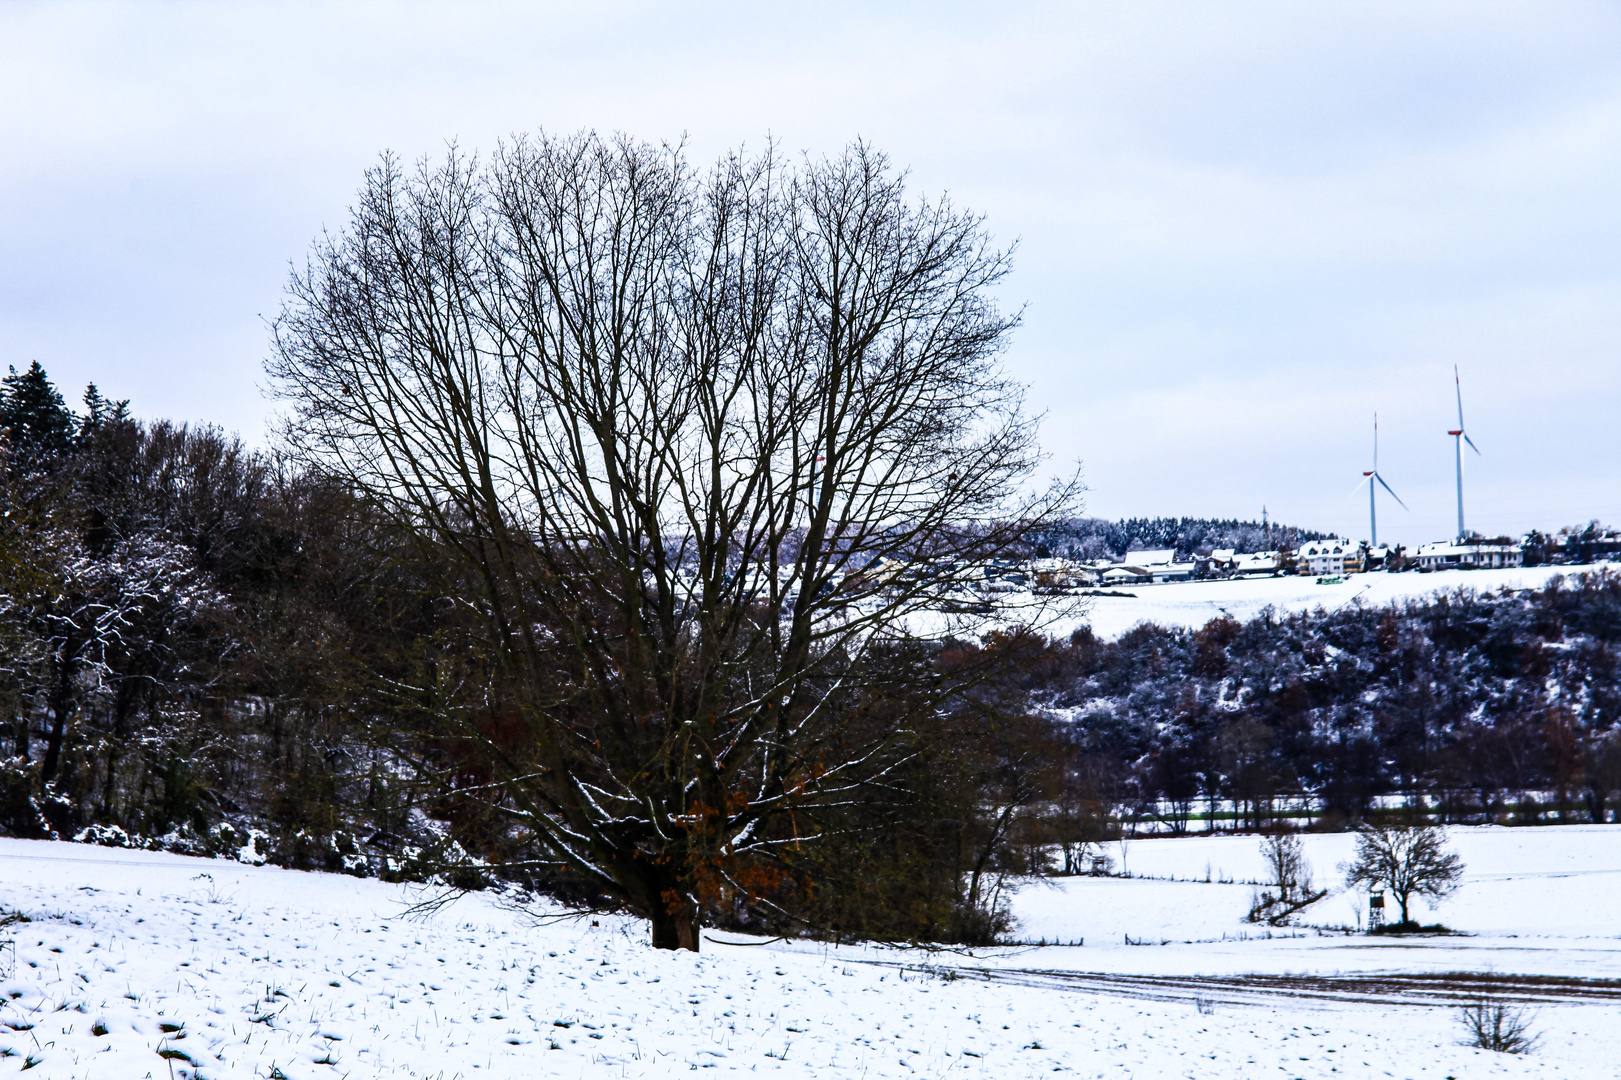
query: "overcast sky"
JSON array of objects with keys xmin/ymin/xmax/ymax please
[{"xmin": 3, "ymin": 1, "xmax": 1619, "ymax": 547}]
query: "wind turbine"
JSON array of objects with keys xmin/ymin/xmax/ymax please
[
  {"xmin": 1447, "ymin": 365, "xmax": 1481, "ymax": 541},
  {"xmin": 1356, "ymin": 413, "xmax": 1406, "ymax": 548}
]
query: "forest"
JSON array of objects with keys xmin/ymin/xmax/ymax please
[
  {"xmin": 1025, "ymin": 516, "xmax": 1326, "ymax": 560},
  {"xmin": 3, "ymin": 360, "xmax": 1617, "ymax": 944}
]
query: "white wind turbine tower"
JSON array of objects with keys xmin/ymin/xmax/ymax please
[
  {"xmin": 1448, "ymin": 365, "xmax": 1481, "ymax": 541},
  {"xmin": 1356, "ymin": 413, "xmax": 1406, "ymax": 547}
]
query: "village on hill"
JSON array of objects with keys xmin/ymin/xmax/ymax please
[{"xmin": 882, "ymin": 523, "xmax": 1621, "ymax": 603}]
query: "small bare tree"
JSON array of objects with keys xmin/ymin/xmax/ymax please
[
  {"xmin": 1247, "ymin": 830, "xmax": 1326, "ymax": 925},
  {"xmin": 268, "ymin": 131, "xmax": 1080, "ymax": 950},
  {"xmin": 1262, "ymin": 831, "xmax": 1308, "ymax": 900},
  {"xmin": 1344, "ymin": 821, "xmax": 1464, "ymax": 925}
]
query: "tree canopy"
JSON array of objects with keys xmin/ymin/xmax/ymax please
[{"xmin": 267, "ymin": 131, "xmax": 1079, "ymax": 949}]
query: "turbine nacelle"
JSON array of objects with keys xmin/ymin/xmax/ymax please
[{"xmin": 1359, "ymin": 413, "xmax": 1406, "ymax": 550}]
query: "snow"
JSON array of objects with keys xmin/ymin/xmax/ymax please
[
  {"xmin": 1010, "ymin": 825, "xmax": 1621, "ymax": 959},
  {"xmin": 3, "ymin": 825, "xmax": 1619, "ymax": 1078},
  {"xmin": 1067, "ymin": 566, "xmax": 1585, "ymax": 640}
]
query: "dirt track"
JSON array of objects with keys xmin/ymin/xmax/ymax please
[{"xmin": 895, "ymin": 965, "xmax": 1621, "ymax": 1008}]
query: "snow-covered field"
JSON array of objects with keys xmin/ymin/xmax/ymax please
[
  {"xmin": 1069, "ymin": 565, "xmax": 1586, "ymax": 640},
  {"xmin": 3, "ymin": 825, "xmax": 1618, "ymax": 1078}
]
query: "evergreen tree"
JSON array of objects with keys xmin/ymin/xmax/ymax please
[{"xmin": 0, "ymin": 362, "xmax": 75, "ymax": 470}]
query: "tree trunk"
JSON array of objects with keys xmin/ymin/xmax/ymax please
[
  {"xmin": 966, "ymin": 802, "xmax": 1018, "ymax": 912},
  {"xmin": 649, "ymin": 896, "xmax": 700, "ymax": 953},
  {"xmin": 41, "ymin": 715, "xmax": 67, "ymax": 785},
  {"xmin": 41, "ymin": 672, "xmax": 73, "ymax": 785},
  {"xmin": 99, "ymin": 683, "xmax": 138, "ymax": 819}
]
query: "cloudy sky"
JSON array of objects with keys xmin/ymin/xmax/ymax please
[{"xmin": 3, "ymin": 1, "xmax": 1618, "ymax": 546}]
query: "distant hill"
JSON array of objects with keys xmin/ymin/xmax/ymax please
[{"xmin": 1026, "ymin": 516, "xmax": 1328, "ymax": 560}]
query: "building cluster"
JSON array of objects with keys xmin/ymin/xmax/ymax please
[
  {"xmin": 1403, "ymin": 525, "xmax": 1621, "ymax": 572},
  {"xmin": 978, "ymin": 524, "xmax": 1621, "ymax": 594}
]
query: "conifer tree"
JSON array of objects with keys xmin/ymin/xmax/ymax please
[{"xmin": 0, "ymin": 362, "xmax": 75, "ymax": 471}]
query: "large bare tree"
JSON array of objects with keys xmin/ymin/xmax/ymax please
[
  {"xmin": 1345, "ymin": 821, "xmax": 1464, "ymax": 925},
  {"xmin": 268, "ymin": 131, "xmax": 1079, "ymax": 950}
]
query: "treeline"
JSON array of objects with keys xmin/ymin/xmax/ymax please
[
  {"xmin": 1027, "ymin": 577, "xmax": 1621, "ymax": 829},
  {"xmin": 1523, "ymin": 523, "xmax": 1621, "ymax": 566},
  {"xmin": 1027, "ymin": 516, "xmax": 1325, "ymax": 560},
  {"xmin": 0, "ymin": 364, "xmax": 1057, "ymax": 944},
  {"xmin": 0, "ymin": 363, "xmax": 427, "ymax": 871},
  {"xmin": 797, "ymin": 577, "xmax": 1621, "ymax": 927},
  {"xmin": 4, "ymin": 363, "xmax": 1618, "ymax": 945},
  {"xmin": 810, "ymin": 574, "xmax": 1621, "ymax": 923}
]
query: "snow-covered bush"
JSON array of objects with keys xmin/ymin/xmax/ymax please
[{"xmin": 74, "ymin": 823, "xmax": 135, "ymax": 848}]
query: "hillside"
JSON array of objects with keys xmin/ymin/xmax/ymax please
[
  {"xmin": 1067, "ymin": 564, "xmax": 1581, "ymax": 639},
  {"xmin": 3, "ymin": 828, "xmax": 1619, "ymax": 1078}
]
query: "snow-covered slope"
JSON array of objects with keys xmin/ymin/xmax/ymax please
[
  {"xmin": 1072, "ymin": 565, "xmax": 1582, "ymax": 639},
  {"xmin": 908, "ymin": 565, "xmax": 1590, "ymax": 642},
  {"xmin": 2, "ymin": 827, "xmax": 1618, "ymax": 1078},
  {"xmin": 1008, "ymin": 826, "xmax": 1621, "ymax": 973}
]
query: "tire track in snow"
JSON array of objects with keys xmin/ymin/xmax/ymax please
[{"xmin": 874, "ymin": 964, "xmax": 1621, "ymax": 1009}]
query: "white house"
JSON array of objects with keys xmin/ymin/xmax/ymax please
[
  {"xmin": 1030, "ymin": 558, "xmax": 1096, "ymax": 589},
  {"xmin": 1297, "ymin": 539, "xmax": 1354, "ymax": 577},
  {"xmin": 1101, "ymin": 566, "xmax": 1151, "ymax": 586},
  {"xmin": 1232, "ymin": 550, "xmax": 1282, "ymax": 576},
  {"xmin": 1118, "ymin": 548, "xmax": 1196, "ymax": 583},
  {"xmin": 1151, "ymin": 562, "xmax": 1196, "ymax": 583},
  {"xmin": 1415, "ymin": 538, "xmax": 1524, "ymax": 570}
]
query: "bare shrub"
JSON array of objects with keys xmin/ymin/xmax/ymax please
[{"xmin": 1457, "ymin": 998, "xmax": 1538, "ymax": 1054}]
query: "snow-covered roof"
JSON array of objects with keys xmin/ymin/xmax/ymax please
[{"xmin": 1417, "ymin": 539, "xmax": 1523, "ymax": 558}]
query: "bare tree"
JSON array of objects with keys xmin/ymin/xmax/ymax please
[
  {"xmin": 267, "ymin": 132, "xmax": 1080, "ymax": 950},
  {"xmin": 1247, "ymin": 830, "xmax": 1325, "ymax": 925},
  {"xmin": 1261, "ymin": 831, "xmax": 1308, "ymax": 902},
  {"xmin": 1344, "ymin": 821, "xmax": 1464, "ymax": 925}
]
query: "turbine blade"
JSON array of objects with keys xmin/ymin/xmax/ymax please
[
  {"xmin": 1464, "ymin": 432, "xmax": 1481, "ymax": 455},
  {"xmin": 1373, "ymin": 412, "xmax": 1379, "ymax": 470},
  {"xmin": 1455, "ymin": 365, "xmax": 1465, "ymax": 429},
  {"xmin": 1352, "ymin": 475, "xmax": 1372, "ymax": 495},
  {"xmin": 1375, "ymin": 472, "xmax": 1409, "ymax": 510}
]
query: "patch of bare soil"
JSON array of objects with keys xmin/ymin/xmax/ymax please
[{"xmin": 900, "ymin": 966, "xmax": 1621, "ymax": 1008}]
